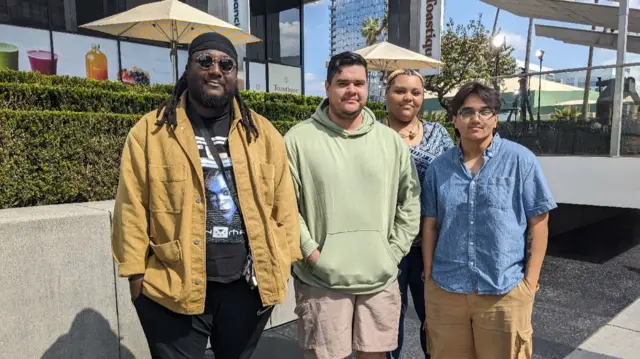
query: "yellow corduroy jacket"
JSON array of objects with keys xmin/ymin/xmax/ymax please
[{"xmin": 111, "ymin": 93, "xmax": 302, "ymax": 315}]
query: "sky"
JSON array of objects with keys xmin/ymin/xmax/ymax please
[{"xmin": 302, "ymin": 0, "xmax": 640, "ymax": 96}]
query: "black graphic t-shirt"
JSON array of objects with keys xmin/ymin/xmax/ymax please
[{"xmin": 187, "ymin": 102, "xmax": 248, "ymax": 283}]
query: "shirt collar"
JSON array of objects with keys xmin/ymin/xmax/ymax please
[{"xmin": 456, "ymin": 133, "xmax": 502, "ymax": 162}]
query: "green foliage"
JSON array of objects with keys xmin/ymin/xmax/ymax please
[
  {"xmin": 550, "ymin": 106, "xmax": 582, "ymax": 121},
  {"xmin": 0, "ymin": 109, "xmax": 300, "ymax": 209},
  {"xmin": 361, "ymin": 14, "xmax": 388, "ymax": 46},
  {"xmin": 0, "ymin": 69, "xmax": 173, "ymax": 94},
  {"xmin": 0, "ymin": 110, "xmax": 138, "ymax": 208},
  {"xmin": 424, "ymin": 14, "xmax": 517, "ymax": 114},
  {"xmin": 0, "ymin": 82, "xmax": 167, "ymax": 114}
]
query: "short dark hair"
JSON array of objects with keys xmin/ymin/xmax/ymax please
[
  {"xmin": 326, "ymin": 51, "xmax": 368, "ymax": 84},
  {"xmin": 450, "ymin": 82, "xmax": 502, "ymax": 116}
]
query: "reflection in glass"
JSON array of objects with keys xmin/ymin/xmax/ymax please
[{"xmin": 277, "ymin": 7, "xmax": 300, "ymax": 67}]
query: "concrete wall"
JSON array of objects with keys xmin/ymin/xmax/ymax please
[
  {"xmin": 539, "ymin": 156, "xmax": 640, "ymax": 209},
  {"xmin": 0, "ymin": 200, "xmax": 297, "ymax": 359}
]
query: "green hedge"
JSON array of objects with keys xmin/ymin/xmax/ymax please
[
  {"xmin": 0, "ymin": 109, "xmax": 299, "ymax": 209},
  {"xmin": 0, "ymin": 82, "xmax": 386, "ymax": 121},
  {"xmin": 0, "ymin": 69, "xmax": 386, "ymax": 111}
]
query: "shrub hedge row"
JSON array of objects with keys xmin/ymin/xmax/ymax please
[
  {"xmin": 0, "ymin": 109, "xmax": 299, "ymax": 209},
  {"xmin": 0, "ymin": 82, "xmax": 387, "ymax": 122},
  {"xmin": 0, "ymin": 69, "xmax": 387, "ymax": 111}
]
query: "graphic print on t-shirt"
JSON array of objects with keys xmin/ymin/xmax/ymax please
[{"xmin": 195, "ymin": 135, "xmax": 246, "ymax": 245}]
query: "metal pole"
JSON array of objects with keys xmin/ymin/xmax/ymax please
[
  {"xmin": 493, "ymin": 52, "xmax": 500, "ymax": 90},
  {"xmin": 538, "ymin": 57, "xmax": 542, "ymax": 125},
  {"xmin": 610, "ymin": 0, "xmax": 629, "ymax": 157},
  {"xmin": 117, "ymin": 38, "xmax": 123, "ymax": 82},
  {"xmin": 491, "ymin": 9, "xmax": 500, "ymax": 38},
  {"xmin": 47, "ymin": 0, "xmax": 56, "ymax": 75},
  {"xmin": 582, "ymin": 0, "xmax": 599, "ymax": 121},
  {"xmin": 521, "ymin": 18, "xmax": 534, "ymax": 122}
]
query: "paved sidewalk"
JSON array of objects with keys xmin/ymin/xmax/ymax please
[{"xmin": 563, "ymin": 298, "xmax": 640, "ymax": 359}]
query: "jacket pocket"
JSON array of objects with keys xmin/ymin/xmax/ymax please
[
  {"xmin": 149, "ymin": 165, "xmax": 186, "ymax": 213},
  {"xmin": 259, "ymin": 162, "xmax": 275, "ymax": 208},
  {"xmin": 311, "ymin": 230, "xmax": 397, "ymax": 289},
  {"xmin": 145, "ymin": 240, "xmax": 185, "ymax": 302}
]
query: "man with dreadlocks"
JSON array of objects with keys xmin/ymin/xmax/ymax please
[{"xmin": 111, "ymin": 32, "xmax": 302, "ymax": 358}]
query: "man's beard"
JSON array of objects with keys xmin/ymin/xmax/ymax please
[{"xmin": 190, "ymin": 84, "xmax": 234, "ymax": 109}]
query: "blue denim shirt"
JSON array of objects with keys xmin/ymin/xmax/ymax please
[{"xmin": 421, "ymin": 134, "xmax": 557, "ymax": 295}]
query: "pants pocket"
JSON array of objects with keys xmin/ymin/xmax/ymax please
[{"xmin": 514, "ymin": 328, "xmax": 533, "ymax": 359}]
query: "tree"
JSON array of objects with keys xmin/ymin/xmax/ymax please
[
  {"xmin": 360, "ymin": 13, "xmax": 388, "ymax": 47},
  {"xmin": 424, "ymin": 14, "xmax": 516, "ymax": 115}
]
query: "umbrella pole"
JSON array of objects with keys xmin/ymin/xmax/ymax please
[{"xmin": 171, "ymin": 41, "xmax": 178, "ymax": 84}]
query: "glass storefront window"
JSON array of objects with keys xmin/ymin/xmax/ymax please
[{"xmin": 272, "ymin": 6, "xmax": 300, "ymax": 67}]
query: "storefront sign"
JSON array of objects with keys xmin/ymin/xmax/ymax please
[
  {"xmin": 228, "ymin": 0, "xmax": 250, "ymax": 33},
  {"xmin": 268, "ymin": 63, "xmax": 302, "ymax": 95},
  {"xmin": 419, "ymin": 0, "xmax": 444, "ymax": 76}
]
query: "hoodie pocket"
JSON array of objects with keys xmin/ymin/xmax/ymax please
[{"xmin": 311, "ymin": 230, "xmax": 398, "ymax": 288}]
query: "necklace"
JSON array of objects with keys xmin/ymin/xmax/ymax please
[
  {"xmin": 384, "ymin": 117, "xmax": 421, "ymax": 139},
  {"xmin": 398, "ymin": 119, "xmax": 420, "ymax": 140}
]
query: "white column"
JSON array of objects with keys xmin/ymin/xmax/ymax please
[{"xmin": 610, "ymin": 0, "xmax": 629, "ymax": 157}]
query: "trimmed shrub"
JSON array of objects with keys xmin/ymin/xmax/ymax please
[
  {"xmin": 0, "ymin": 109, "xmax": 299, "ymax": 209},
  {"xmin": 0, "ymin": 69, "xmax": 386, "ymax": 110}
]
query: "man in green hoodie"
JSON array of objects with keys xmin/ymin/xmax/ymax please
[{"xmin": 284, "ymin": 52, "xmax": 421, "ymax": 359}]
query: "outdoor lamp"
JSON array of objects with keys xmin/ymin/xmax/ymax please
[
  {"xmin": 492, "ymin": 34, "xmax": 506, "ymax": 49},
  {"xmin": 536, "ymin": 49, "xmax": 545, "ymax": 61}
]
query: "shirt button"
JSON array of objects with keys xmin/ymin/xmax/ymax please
[
  {"xmin": 194, "ymin": 279, "xmax": 201, "ymax": 285},
  {"xmin": 194, "ymin": 239, "xmax": 201, "ymax": 245},
  {"xmin": 470, "ymin": 261, "xmax": 474, "ymax": 266},
  {"xmin": 470, "ymin": 220, "xmax": 474, "ymax": 224}
]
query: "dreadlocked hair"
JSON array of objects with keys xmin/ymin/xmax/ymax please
[
  {"xmin": 234, "ymin": 88, "xmax": 259, "ymax": 143},
  {"xmin": 155, "ymin": 73, "xmax": 188, "ymax": 129},
  {"xmin": 155, "ymin": 74, "xmax": 259, "ymax": 143}
]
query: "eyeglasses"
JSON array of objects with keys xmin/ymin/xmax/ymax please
[
  {"xmin": 457, "ymin": 107, "xmax": 496, "ymax": 121},
  {"xmin": 194, "ymin": 53, "xmax": 236, "ymax": 73}
]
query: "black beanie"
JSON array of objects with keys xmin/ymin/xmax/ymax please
[{"xmin": 188, "ymin": 32, "xmax": 238, "ymax": 62}]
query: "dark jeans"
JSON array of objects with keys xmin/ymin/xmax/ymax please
[
  {"xmin": 388, "ymin": 245, "xmax": 429, "ymax": 359},
  {"xmin": 134, "ymin": 279, "xmax": 273, "ymax": 359}
]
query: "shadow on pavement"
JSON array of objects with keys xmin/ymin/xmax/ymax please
[
  {"xmin": 547, "ymin": 209, "xmax": 640, "ymax": 264},
  {"xmin": 41, "ymin": 308, "xmax": 134, "ymax": 359},
  {"xmin": 253, "ymin": 332, "xmax": 304, "ymax": 358}
]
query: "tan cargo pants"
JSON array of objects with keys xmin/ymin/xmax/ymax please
[{"xmin": 425, "ymin": 278, "xmax": 538, "ymax": 359}]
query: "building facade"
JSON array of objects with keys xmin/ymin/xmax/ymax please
[
  {"xmin": 329, "ymin": 0, "xmax": 387, "ymax": 56},
  {"xmin": 0, "ymin": 0, "xmax": 307, "ymax": 94},
  {"xmin": 329, "ymin": 0, "xmax": 387, "ymax": 101}
]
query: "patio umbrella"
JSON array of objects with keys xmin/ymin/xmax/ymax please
[
  {"xmin": 353, "ymin": 41, "xmax": 442, "ymax": 73},
  {"xmin": 327, "ymin": 41, "xmax": 442, "ymax": 73},
  {"xmin": 80, "ymin": 0, "xmax": 261, "ymax": 83}
]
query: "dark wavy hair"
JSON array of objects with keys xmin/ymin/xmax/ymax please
[
  {"xmin": 326, "ymin": 51, "xmax": 368, "ymax": 84},
  {"xmin": 155, "ymin": 65, "xmax": 259, "ymax": 143}
]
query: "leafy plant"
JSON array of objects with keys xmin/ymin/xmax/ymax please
[
  {"xmin": 550, "ymin": 106, "xmax": 582, "ymax": 121},
  {"xmin": 423, "ymin": 14, "xmax": 517, "ymax": 116}
]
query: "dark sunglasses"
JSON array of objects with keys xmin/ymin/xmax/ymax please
[{"xmin": 194, "ymin": 53, "xmax": 236, "ymax": 73}]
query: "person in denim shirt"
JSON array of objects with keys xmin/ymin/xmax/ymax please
[
  {"xmin": 421, "ymin": 82, "xmax": 557, "ymax": 359},
  {"xmin": 383, "ymin": 69, "xmax": 454, "ymax": 359}
]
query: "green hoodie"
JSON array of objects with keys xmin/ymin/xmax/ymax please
[{"xmin": 284, "ymin": 99, "xmax": 421, "ymax": 295}]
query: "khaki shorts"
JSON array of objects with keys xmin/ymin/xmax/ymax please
[
  {"xmin": 293, "ymin": 279, "xmax": 401, "ymax": 359},
  {"xmin": 425, "ymin": 278, "xmax": 538, "ymax": 359}
]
